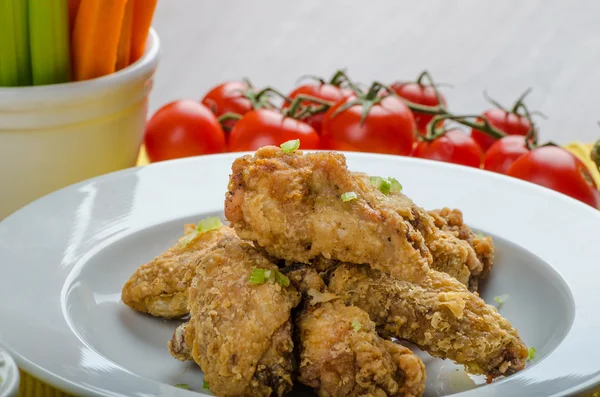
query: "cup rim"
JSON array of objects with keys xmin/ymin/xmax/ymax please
[{"xmin": 0, "ymin": 29, "xmax": 160, "ymax": 99}]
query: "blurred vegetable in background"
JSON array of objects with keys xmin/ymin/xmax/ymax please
[
  {"xmin": 29, "ymin": 0, "xmax": 71, "ymax": 85},
  {"xmin": 142, "ymin": 68, "xmax": 600, "ymax": 208},
  {"xmin": 0, "ymin": 0, "xmax": 32, "ymax": 86},
  {"xmin": 0, "ymin": 0, "xmax": 157, "ymax": 87}
]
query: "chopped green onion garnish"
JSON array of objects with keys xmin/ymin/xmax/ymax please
[
  {"xmin": 249, "ymin": 268, "xmax": 290, "ymax": 287},
  {"xmin": 351, "ymin": 320, "xmax": 361, "ymax": 331},
  {"xmin": 203, "ymin": 380, "xmax": 210, "ymax": 389},
  {"xmin": 197, "ymin": 217, "xmax": 222, "ymax": 233},
  {"xmin": 275, "ymin": 270, "xmax": 290, "ymax": 287},
  {"xmin": 494, "ymin": 294, "xmax": 509, "ymax": 305},
  {"xmin": 341, "ymin": 192, "xmax": 358, "ymax": 202},
  {"xmin": 249, "ymin": 268, "xmax": 267, "ymax": 284},
  {"xmin": 527, "ymin": 346, "xmax": 536, "ymax": 361},
  {"xmin": 280, "ymin": 139, "xmax": 300, "ymax": 154},
  {"xmin": 370, "ymin": 176, "xmax": 402, "ymax": 195},
  {"xmin": 475, "ymin": 232, "xmax": 485, "ymax": 238},
  {"xmin": 388, "ymin": 177, "xmax": 402, "ymax": 193},
  {"xmin": 178, "ymin": 231, "xmax": 198, "ymax": 249},
  {"xmin": 370, "ymin": 176, "xmax": 385, "ymax": 192},
  {"xmin": 174, "ymin": 383, "xmax": 190, "ymax": 389}
]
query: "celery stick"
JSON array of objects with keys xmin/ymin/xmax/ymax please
[
  {"xmin": 29, "ymin": 0, "xmax": 71, "ymax": 85},
  {"xmin": 0, "ymin": 0, "xmax": 32, "ymax": 86}
]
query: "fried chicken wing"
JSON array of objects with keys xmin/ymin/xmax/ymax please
[
  {"xmin": 121, "ymin": 224, "xmax": 235, "ymax": 318},
  {"xmin": 428, "ymin": 208, "xmax": 495, "ymax": 290},
  {"xmin": 226, "ymin": 146, "xmax": 431, "ymax": 284},
  {"xmin": 185, "ymin": 233, "xmax": 301, "ymax": 397},
  {"xmin": 225, "ymin": 146, "xmax": 527, "ymax": 381},
  {"xmin": 285, "ymin": 265, "xmax": 425, "ymax": 397},
  {"xmin": 328, "ymin": 264, "xmax": 527, "ymax": 380},
  {"xmin": 360, "ymin": 174, "xmax": 483, "ymax": 289},
  {"xmin": 226, "ymin": 146, "xmax": 485, "ymax": 288}
]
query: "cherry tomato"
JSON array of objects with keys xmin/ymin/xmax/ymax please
[
  {"xmin": 471, "ymin": 108, "xmax": 531, "ymax": 151},
  {"xmin": 412, "ymin": 130, "xmax": 483, "ymax": 168},
  {"xmin": 483, "ymin": 135, "xmax": 530, "ymax": 174},
  {"xmin": 201, "ymin": 81, "xmax": 255, "ymax": 133},
  {"xmin": 228, "ymin": 109, "xmax": 321, "ymax": 152},
  {"xmin": 507, "ymin": 146, "xmax": 600, "ymax": 208},
  {"xmin": 390, "ymin": 81, "xmax": 447, "ymax": 135},
  {"xmin": 321, "ymin": 94, "xmax": 416, "ymax": 155},
  {"xmin": 144, "ymin": 100, "xmax": 226, "ymax": 162},
  {"xmin": 285, "ymin": 84, "xmax": 349, "ymax": 133}
]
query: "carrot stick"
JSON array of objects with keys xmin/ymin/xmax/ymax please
[
  {"xmin": 68, "ymin": 0, "xmax": 81, "ymax": 33},
  {"xmin": 116, "ymin": 0, "xmax": 134, "ymax": 71},
  {"xmin": 71, "ymin": 0, "xmax": 128, "ymax": 81},
  {"xmin": 129, "ymin": 0, "xmax": 158, "ymax": 64}
]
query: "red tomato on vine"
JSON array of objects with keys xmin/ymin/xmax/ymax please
[
  {"xmin": 228, "ymin": 109, "xmax": 320, "ymax": 152},
  {"xmin": 412, "ymin": 129, "xmax": 483, "ymax": 168},
  {"xmin": 483, "ymin": 135, "xmax": 530, "ymax": 174},
  {"xmin": 507, "ymin": 145, "xmax": 600, "ymax": 208},
  {"xmin": 201, "ymin": 80, "xmax": 271, "ymax": 135},
  {"xmin": 390, "ymin": 71, "xmax": 447, "ymax": 135},
  {"xmin": 144, "ymin": 100, "xmax": 226, "ymax": 162},
  {"xmin": 321, "ymin": 83, "xmax": 416, "ymax": 155},
  {"xmin": 286, "ymin": 84, "xmax": 350, "ymax": 134},
  {"xmin": 470, "ymin": 90, "xmax": 533, "ymax": 151}
]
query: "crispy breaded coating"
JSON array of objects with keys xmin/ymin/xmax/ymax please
[
  {"xmin": 225, "ymin": 146, "xmax": 431, "ymax": 284},
  {"xmin": 328, "ymin": 264, "xmax": 527, "ymax": 380},
  {"xmin": 225, "ymin": 147, "xmax": 527, "ymax": 381},
  {"xmin": 226, "ymin": 146, "xmax": 486, "ymax": 288},
  {"xmin": 121, "ymin": 225, "xmax": 236, "ymax": 318},
  {"xmin": 428, "ymin": 208, "xmax": 495, "ymax": 290},
  {"xmin": 286, "ymin": 265, "xmax": 425, "ymax": 397},
  {"xmin": 187, "ymin": 234, "xmax": 301, "ymax": 397},
  {"xmin": 353, "ymin": 173, "xmax": 484, "ymax": 289}
]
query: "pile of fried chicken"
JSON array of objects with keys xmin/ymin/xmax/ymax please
[{"xmin": 121, "ymin": 146, "xmax": 528, "ymax": 397}]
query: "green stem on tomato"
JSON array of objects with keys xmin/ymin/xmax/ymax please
[
  {"xmin": 427, "ymin": 113, "xmax": 507, "ymax": 140},
  {"xmin": 328, "ymin": 69, "xmax": 363, "ymax": 94},
  {"xmin": 230, "ymin": 79, "xmax": 274, "ymax": 110},
  {"xmin": 286, "ymin": 95, "xmax": 333, "ymax": 119},
  {"xmin": 413, "ymin": 70, "xmax": 446, "ymax": 111},
  {"xmin": 255, "ymin": 87, "xmax": 292, "ymax": 104},
  {"xmin": 482, "ymin": 90, "xmax": 508, "ymax": 112},
  {"xmin": 591, "ymin": 139, "xmax": 600, "ymax": 172},
  {"xmin": 510, "ymin": 87, "xmax": 533, "ymax": 114},
  {"xmin": 295, "ymin": 103, "xmax": 329, "ymax": 120},
  {"xmin": 217, "ymin": 112, "xmax": 242, "ymax": 123},
  {"xmin": 295, "ymin": 74, "xmax": 326, "ymax": 85},
  {"xmin": 516, "ymin": 102, "xmax": 539, "ymax": 149},
  {"xmin": 329, "ymin": 68, "xmax": 349, "ymax": 86}
]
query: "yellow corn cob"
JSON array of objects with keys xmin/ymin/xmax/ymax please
[{"xmin": 563, "ymin": 141, "xmax": 600, "ymax": 190}]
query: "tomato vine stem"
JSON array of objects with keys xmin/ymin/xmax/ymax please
[
  {"xmin": 592, "ymin": 139, "xmax": 600, "ymax": 171},
  {"xmin": 296, "ymin": 69, "xmax": 348, "ymax": 87},
  {"xmin": 217, "ymin": 112, "xmax": 243, "ymax": 132},
  {"xmin": 285, "ymin": 94, "xmax": 334, "ymax": 119}
]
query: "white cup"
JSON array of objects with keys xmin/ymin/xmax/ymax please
[{"xmin": 0, "ymin": 29, "xmax": 160, "ymax": 220}]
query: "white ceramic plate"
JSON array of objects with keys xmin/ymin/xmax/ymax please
[{"xmin": 1, "ymin": 152, "xmax": 599, "ymax": 397}]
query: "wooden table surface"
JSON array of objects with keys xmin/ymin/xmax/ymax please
[{"xmin": 150, "ymin": 0, "xmax": 600, "ymax": 145}]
